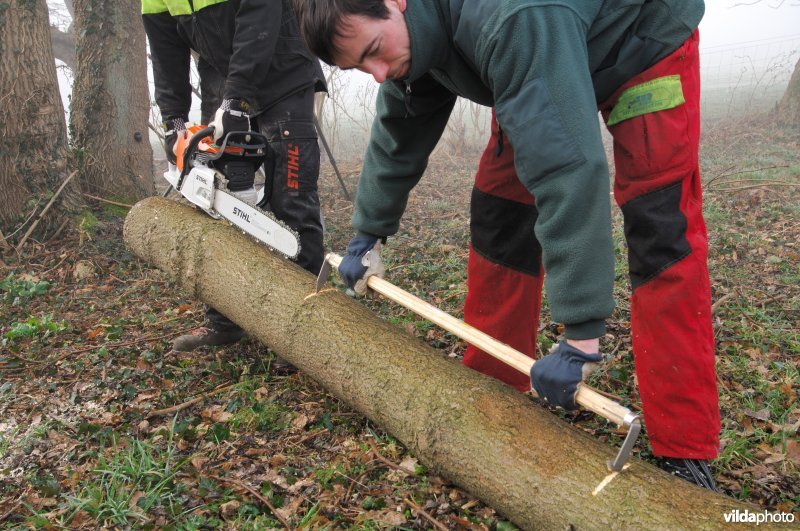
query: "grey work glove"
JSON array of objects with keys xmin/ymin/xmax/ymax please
[
  {"xmin": 338, "ymin": 234, "xmax": 385, "ymax": 296},
  {"xmin": 529, "ymin": 341, "xmax": 603, "ymax": 410},
  {"xmin": 210, "ymin": 98, "xmax": 250, "ymax": 143}
]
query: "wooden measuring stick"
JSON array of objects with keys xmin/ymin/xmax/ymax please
[{"xmin": 325, "ymin": 253, "xmax": 631, "ymax": 427}]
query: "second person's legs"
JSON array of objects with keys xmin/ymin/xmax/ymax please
[{"xmin": 255, "ymin": 86, "xmax": 324, "ymax": 275}]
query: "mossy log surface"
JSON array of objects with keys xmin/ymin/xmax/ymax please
[{"xmin": 124, "ymin": 197, "xmax": 752, "ymax": 530}]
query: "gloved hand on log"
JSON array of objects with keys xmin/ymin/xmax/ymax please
[{"xmin": 339, "ymin": 233, "xmax": 386, "ymax": 296}]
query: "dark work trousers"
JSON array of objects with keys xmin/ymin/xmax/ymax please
[
  {"xmin": 206, "ymin": 86, "xmax": 324, "ymax": 332},
  {"xmin": 463, "ymin": 31, "xmax": 719, "ymax": 459},
  {"xmin": 197, "ymin": 56, "xmax": 224, "ymax": 124}
]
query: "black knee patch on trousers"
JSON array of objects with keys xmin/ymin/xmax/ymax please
[
  {"xmin": 622, "ymin": 182, "xmax": 692, "ymax": 289},
  {"xmin": 470, "ymin": 187, "xmax": 541, "ymax": 276}
]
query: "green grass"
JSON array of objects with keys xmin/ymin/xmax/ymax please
[{"xmin": 59, "ymin": 425, "xmax": 187, "ymax": 526}]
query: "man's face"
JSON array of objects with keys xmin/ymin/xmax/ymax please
[{"xmin": 332, "ymin": 0, "xmax": 411, "ymax": 83}]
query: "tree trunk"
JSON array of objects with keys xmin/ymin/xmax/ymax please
[
  {"xmin": 124, "ymin": 197, "xmax": 754, "ymax": 530},
  {"xmin": 777, "ymin": 57, "xmax": 800, "ymax": 129},
  {"xmin": 0, "ymin": 0, "xmax": 82, "ymax": 240},
  {"xmin": 70, "ymin": 0, "xmax": 153, "ymax": 202}
]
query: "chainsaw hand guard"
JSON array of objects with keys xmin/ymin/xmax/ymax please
[{"xmin": 530, "ymin": 341, "xmax": 603, "ymax": 410}]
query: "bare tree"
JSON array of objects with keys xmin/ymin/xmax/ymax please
[
  {"xmin": 778, "ymin": 57, "xmax": 800, "ymax": 127},
  {"xmin": 0, "ymin": 0, "xmax": 82, "ymax": 245},
  {"xmin": 70, "ymin": 0, "xmax": 154, "ymax": 201},
  {"xmin": 729, "ymin": 0, "xmax": 800, "ymax": 127}
]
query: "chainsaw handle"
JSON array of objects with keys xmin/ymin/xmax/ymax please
[
  {"xmin": 177, "ymin": 126, "xmax": 215, "ymax": 190},
  {"xmin": 324, "ymin": 253, "xmax": 634, "ymax": 427}
]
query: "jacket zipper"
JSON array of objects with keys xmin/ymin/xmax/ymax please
[{"xmin": 404, "ymin": 81, "xmax": 412, "ymax": 118}]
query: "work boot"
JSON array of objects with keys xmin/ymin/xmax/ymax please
[
  {"xmin": 658, "ymin": 458, "xmax": 719, "ymax": 492},
  {"xmin": 172, "ymin": 326, "xmax": 246, "ymax": 352}
]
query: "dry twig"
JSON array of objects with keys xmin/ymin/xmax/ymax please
[
  {"xmin": 405, "ymin": 496, "xmax": 449, "ymax": 531},
  {"xmin": 205, "ymin": 473, "xmax": 291, "ymax": 529},
  {"xmin": 16, "ymin": 170, "xmax": 79, "ymax": 252},
  {"xmin": 147, "ymin": 381, "xmax": 239, "ymax": 418},
  {"xmin": 83, "ymin": 193, "xmax": 134, "ymax": 209}
]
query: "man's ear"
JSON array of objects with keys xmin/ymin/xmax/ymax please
[{"xmin": 390, "ymin": 0, "xmax": 407, "ymax": 13}]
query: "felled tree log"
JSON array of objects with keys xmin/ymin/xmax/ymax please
[{"xmin": 124, "ymin": 197, "xmax": 751, "ymax": 529}]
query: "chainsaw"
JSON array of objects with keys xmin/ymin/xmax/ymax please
[{"xmin": 163, "ymin": 124, "xmax": 300, "ymax": 259}]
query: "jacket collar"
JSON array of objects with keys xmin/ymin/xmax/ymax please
[{"xmin": 404, "ymin": 0, "xmax": 451, "ymax": 82}]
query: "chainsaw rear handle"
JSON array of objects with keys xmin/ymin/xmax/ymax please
[
  {"xmin": 323, "ymin": 252, "xmax": 635, "ymax": 427},
  {"xmin": 177, "ymin": 126, "xmax": 215, "ymax": 191},
  {"xmin": 208, "ymin": 130, "xmax": 268, "ymax": 161}
]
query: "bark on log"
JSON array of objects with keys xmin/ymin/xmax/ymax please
[{"xmin": 124, "ymin": 197, "xmax": 753, "ymax": 530}]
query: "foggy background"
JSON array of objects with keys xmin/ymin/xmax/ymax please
[{"xmin": 48, "ymin": 0, "xmax": 800, "ymax": 162}]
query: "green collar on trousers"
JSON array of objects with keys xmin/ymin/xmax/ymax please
[{"xmin": 142, "ymin": 0, "xmax": 227, "ymax": 16}]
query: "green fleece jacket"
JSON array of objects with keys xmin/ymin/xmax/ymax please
[{"xmin": 353, "ymin": 0, "xmax": 703, "ymax": 338}]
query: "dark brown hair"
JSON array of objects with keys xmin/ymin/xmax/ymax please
[{"xmin": 292, "ymin": 0, "xmax": 391, "ymax": 65}]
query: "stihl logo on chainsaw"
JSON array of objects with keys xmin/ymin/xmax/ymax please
[
  {"xmin": 287, "ymin": 143, "xmax": 300, "ymax": 190},
  {"xmin": 232, "ymin": 206, "xmax": 251, "ymax": 223}
]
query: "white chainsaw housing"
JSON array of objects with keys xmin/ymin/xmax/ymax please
[
  {"xmin": 164, "ymin": 164, "xmax": 300, "ymax": 259},
  {"xmin": 165, "ymin": 163, "xmax": 219, "ymax": 216}
]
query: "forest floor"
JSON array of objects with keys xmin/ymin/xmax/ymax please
[{"xmin": 0, "ymin": 116, "xmax": 798, "ymax": 528}]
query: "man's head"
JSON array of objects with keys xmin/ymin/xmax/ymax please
[{"xmin": 294, "ymin": 0, "xmax": 411, "ymax": 83}]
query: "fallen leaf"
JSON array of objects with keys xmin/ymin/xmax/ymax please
[
  {"xmin": 133, "ymin": 389, "xmax": 161, "ymax": 405},
  {"xmin": 270, "ymin": 454, "xmax": 287, "ymax": 467},
  {"xmin": 786, "ymin": 440, "xmax": 800, "ymax": 466},
  {"xmin": 275, "ymin": 496, "xmax": 304, "ymax": 520},
  {"xmin": 254, "ymin": 469, "xmax": 289, "ymax": 490},
  {"xmin": 86, "ymin": 328, "xmax": 104, "ymax": 340},
  {"xmin": 744, "ymin": 408, "xmax": 771, "ymax": 422},
  {"xmin": 398, "ymin": 456, "xmax": 419, "ymax": 475},
  {"xmin": 287, "ymin": 478, "xmax": 315, "ymax": 494},
  {"xmin": 763, "ymin": 453, "xmax": 785, "ymax": 465},
  {"xmin": 136, "ymin": 358, "xmax": 153, "ymax": 370},
  {"xmin": 245, "ymin": 447, "xmax": 270, "ymax": 457},
  {"xmin": 26, "ymin": 494, "xmax": 58, "ymax": 508},
  {"xmin": 91, "ymin": 412, "xmax": 122, "ymax": 426},
  {"xmin": 360, "ymin": 510, "xmax": 406, "ymax": 526},
  {"xmin": 176, "ymin": 303, "xmax": 192, "ymax": 313},
  {"xmin": 219, "ymin": 500, "xmax": 240, "ymax": 518},
  {"xmin": 201, "ymin": 405, "xmax": 233, "ymax": 423},
  {"xmin": 129, "ymin": 491, "xmax": 145, "ymax": 509},
  {"xmin": 292, "ymin": 413, "xmax": 309, "ymax": 431}
]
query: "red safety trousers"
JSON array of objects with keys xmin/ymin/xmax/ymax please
[{"xmin": 463, "ymin": 31, "xmax": 720, "ymax": 459}]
